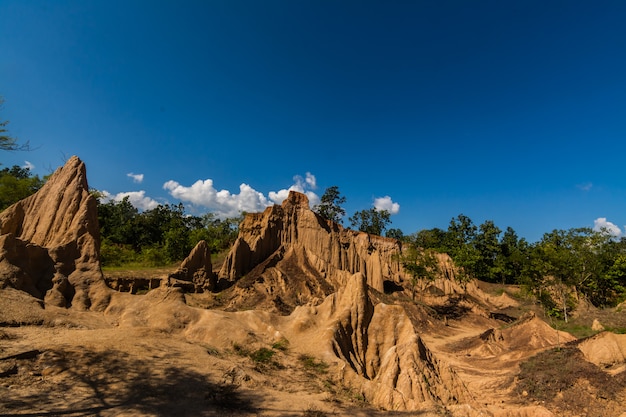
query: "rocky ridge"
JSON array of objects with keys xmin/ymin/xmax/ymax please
[
  {"xmin": 218, "ymin": 191, "xmax": 404, "ymax": 313},
  {"xmin": 287, "ymin": 272, "xmax": 472, "ymax": 412},
  {"xmin": 0, "ymin": 156, "xmax": 109, "ymax": 310}
]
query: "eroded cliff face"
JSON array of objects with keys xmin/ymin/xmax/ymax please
[
  {"xmin": 218, "ymin": 191, "xmax": 405, "ymax": 313},
  {"xmin": 168, "ymin": 240, "xmax": 216, "ymax": 292},
  {"xmin": 287, "ymin": 273, "xmax": 472, "ymax": 412},
  {"xmin": 0, "ymin": 156, "xmax": 109, "ymax": 310}
]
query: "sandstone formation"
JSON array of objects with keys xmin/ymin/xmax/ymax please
[
  {"xmin": 592, "ymin": 318, "xmax": 605, "ymax": 332},
  {"xmin": 218, "ymin": 191, "xmax": 405, "ymax": 313},
  {"xmin": 285, "ymin": 273, "xmax": 473, "ymax": 412},
  {"xmin": 0, "ymin": 156, "xmax": 109, "ymax": 310},
  {"xmin": 459, "ymin": 312, "xmax": 577, "ymax": 359},
  {"xmin": 108, "ymin": 271, "xmax": 474, "ymax": 413},
  {"xmin": 578, "ymin": 331, "xmax": 626, "ymax": 374},
  {"xmin": 168, "ymin": 240, "xmax": 216, "ymax": 292}
]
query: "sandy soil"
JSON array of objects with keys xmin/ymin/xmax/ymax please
[
  {"xmin": 0, "ymin": 304, "xmax": 413, "ymax": 417},
  {"xmin": 2, "ymin": 284, "xmax": 626, "ymax": 417}
]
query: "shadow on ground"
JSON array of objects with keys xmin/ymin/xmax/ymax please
[{"xmin": 0, "ymin": 348, "xmax": 259, "ymax": 417}]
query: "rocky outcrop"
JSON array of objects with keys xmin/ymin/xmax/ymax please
[
  {"xmin": 288, "ymin": 273, "xmax": 472, "ymax": 412},
  {"xmin": 0, "ymin": 156, "xmax": 109, "ymax": 310},
  {"xmin": 168, "ymin": 240, "xmax": 216, "ymax": 292},
  {"xmin": 218, "ymin": 191, "xmax": 405, "ymax": 313},
  {"xmin": 457, "ymin": 312, "xmax": 576, "ymax": 359}
]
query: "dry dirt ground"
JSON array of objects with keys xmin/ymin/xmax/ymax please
[
  {"xmin": 1, "ymin": 324, "xmax": 391, "ymax": 417},
  {"xmin": 2, "ymin": 281, "xmax": 626, "ymax": 417},
  {"xmin": 0, "ymin": 288, "xmax": 420, "ymax": 417}
]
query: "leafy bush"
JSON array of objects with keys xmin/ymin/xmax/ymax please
[
  {"xmin": 250, "ymin": 348, "xmax": 275, "ymax": 364},
  {"xmin": 271, "ymin": 338, "xmax": 290, "ymax": 351}
]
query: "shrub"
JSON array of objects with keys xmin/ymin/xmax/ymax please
[
  {"xmin": 298, "ymin": 354, "xmax": 329, "ymax": 374},
  {"xmin": 271, "ymin": 338, "xmax": 290, "ymax": 351},
  {"xmin": 250, "ymin": 348, "xmax": 275, "ymax": 364}
]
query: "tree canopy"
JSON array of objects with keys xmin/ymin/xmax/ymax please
[
  {"xmin": 349, "ymin": 208, "xmax": 391, "ymax": 236},
  {"xmin": 96, "ymin": 196, "xmax": 242, "ymax": 267},
  {"xmin": 407, "ymin": 214, "xmax": 626, "ymax": 312},
  {"xmin": 314, "ymin": 185, "xmax": 346, "ymax": 224},
  {"xmin": 0, "ymin": 165, "xmax": 44, "ymax": 210}
]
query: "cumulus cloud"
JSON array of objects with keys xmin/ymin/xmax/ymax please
[
  {"xmin": 163, "ymin": 179, "xmax": 270, "ymax": 218},
  {"xmin": 101, "ymin": 190, "xmax": 160, "ymax": 211},
  {"xmin": 23, "ymin": 161, "xmax": 35, "ymax": 171},
  {"xmin": 373, "ymin": 196, "xmax": 400, "ymax": 215},
  {"xmin": 163, "ymin": 173, "xmax": 320, "ymax": 218},
  {"xmin": 305, "ymin": 172, "xmax": 317, "ymax": 189},
  {"xmin": 268, "ymin": 172, "xmax": 320, "ymax": 207},
  {"xmin": 127, "ymin": 172, "xmax": 144, "ymax": 184},
  {"xmin": 593, "ymin": 217, "xmax": 622, "ymax": 238}
]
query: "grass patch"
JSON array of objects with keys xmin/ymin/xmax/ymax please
[
  {"xmin": 271, "ymin": 338, "xmax": 290, "ymax": 351},
  {"xmin": 250, "ymin": 348, "xmax": 275, "ymax": 364},
  {"xmin": 605, "ymin": 326, "xmax": 626, "ymax": 334},
  {"xmin": 299, "ymin": 354, "xmax": 329, "ymax": 374},
  {"xmin": 336, "ymin": 386, "xmax": 367, "ymax": 405},
  {"xmin": 102, "ymin": 264, "xmax": 178, "ymax": 278},
  {"xmin": 232, "ymin": 344, "xmax": 281, "ymax": 369},
  {"xmin": 554, "ymin": 322, "xmax": 596, "ymax": 339}
]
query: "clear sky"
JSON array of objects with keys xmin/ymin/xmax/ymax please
[{"xmin": 1, "ymin": 0, "xmax": 626, "ymax": 242}]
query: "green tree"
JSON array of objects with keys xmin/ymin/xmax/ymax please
[
  {"xmin": 443, "ymin": 214, "xmax": 479, "ymax": 286},
  {"xmin": 532, "ymin": 228, "xmax": 611, "ymax": 321},
  {"xmin": 386, "ymin": 228, "xmax": 404, "ymax": 241},
  {"xmin": 190, "ymin": 212, "xmax": 241, "ymax": 252},
  {"xmin": 601, "ymin": 254, "xmax": 626, "ymax": 305},
  {"xmin": 97, "ymin": 196, "xmax": 140, "ymax": 246},
  {"xmin": 497, "ymin": 226, "xmax": 530, "ymax": 284},
  {"xmin": 0, "ymin": 165, "xmax": 45, "ymax": 210},
  {"xmin": 1, "ymin": 97, "xmax": 30, "ymax": 151},
  {"xmin": 474, "ymin": 220, "xmax": 502, "ymax": 282},
  {"xmin": 443, "ymin": 214, "xmax": 477, "ymax": 254},
  {"xmin": 349, "ymin": 208, "xmax": 391, "ymax": 236},
  {"xmin": 314, "ymin": 186, "xmax": 346, "ymax": 224},
  {"xmin": 412, "ymin": 228, "xmax": 447, "ymax": 252},
  {"xmin": 400, "ymin": 244, "xmax": 440, "ymax": 300},
  {"xmin": 96, "ymin": 194, "xmax": 242, "ymax": 267}
]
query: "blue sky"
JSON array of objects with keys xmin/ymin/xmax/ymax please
[{"xmin": 1, "ymin": 0, "xmax": 626, "ymax": 242}]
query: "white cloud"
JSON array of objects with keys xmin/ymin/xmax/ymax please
[
  {"xmin": 593, "ymin": 217, "xmax": 622, "ymax": 238},
  {"xmin": 373, "ymin": 196, "xmax": 400, "ymax": 215},
  {"xmin": 163, "ymin": 173, "xmax": 320, "ymax": 218},
  {"xmin": 23, "ymin": 161, "xmax": 35, "ymax": 171},
  {"xmin": 268, "ymin": 173, "xmax": 320, "ymax": 207},
  {"xmin": 127, "ymin": 172, "xmax": 144, "ymax": 184},
  {"xmin": 102, "ymin": 190, "xmax": 160, "ymax": 211},
  {"xmin": 163, "ymin": 179, "xmax": 270, "ymax": 218},
  {"xmin": 305, "ymin": 172, "xmax": 317, "ymax": 189},
  {"xmin": 577, "ymin": 182, "xmax": 593, "ymax": 191}
]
